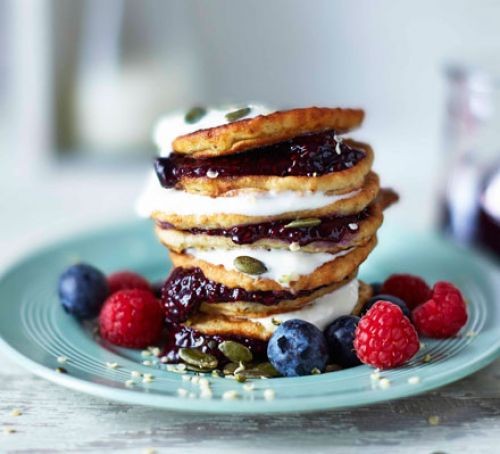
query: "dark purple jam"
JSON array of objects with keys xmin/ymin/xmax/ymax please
[
  {"xmin": 158, "ymin": 208, "xmax": 370, "ymax": 246},
  {"xmin": 162, "ymin": 267, "xmax": 317, "ymax": 323},
  {"xmin": 162, "ymin": 322, "xmax": 268, "ymax": 363},
  {"xmin": 155, "ymin": 130, "xmax": 366, "ymax": 188}
]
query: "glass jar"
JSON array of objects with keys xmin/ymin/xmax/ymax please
[{"xmin": 441, "ymin": 63, "xmax": 500, "ymax": 258}]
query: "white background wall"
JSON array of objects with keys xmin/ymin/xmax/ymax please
[{"xmin": 1, "ymin": 0, "xmax": 500, "ymax": 257}]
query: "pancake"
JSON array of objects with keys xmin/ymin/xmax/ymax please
[
  {"xmin": 158, "ymin": 139, "xmax": 373, "ymax": 197},
  {"xmin": 172, "ymin": 107, "xmax": 365, "ymax": 158},
  {"xmin": 169, "ymin": 236, "xmax": 377, "ymax": 292},
  {"xmin": 185, "ymin": 281, "xmax": 372, "ymax": 341},
  {"xmin": 151, "ymin": 171, "xmax": 380, "ymax": 229},
  {"xmin": 199, "ymin": 271, "xmax": 358, "ymax": 318},
  {"xmin": 155, "ymin": 195, "xmax": 387, "ymax": 253}
]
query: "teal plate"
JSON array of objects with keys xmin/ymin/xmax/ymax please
[{"xmin": 0, "ymin": 221, "xmax": 499, "ymax": 414}]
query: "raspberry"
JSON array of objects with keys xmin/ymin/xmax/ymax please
[
  {"xmin": 99, "ymin": 289, "xmax": 164, "ymax": 348},
  {"xmin": 412, "ymin": 281, "xmax": 467, "ymax": 338},
  {"xmin": 107, "ymin": 271, "xmax": 151, "ymax": 295},
  {"xmin": 354, "ymin": 301, "xmax": 419, "ymax": 369},
  {"xmin": 381, "ymin": 274, "xmax": 431, "ymax": 310}
]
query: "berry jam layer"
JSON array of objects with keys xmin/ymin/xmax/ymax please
[
  {"xmin": 162, "ymin": 322, "xmax": 267, "ymax": 363},
  {"xmin": 162, "ymin": 267, "xmax": 319, "ymax": 323},
  {"xmin": 155, "ymin": 130, "xmax": 366, "ymax": 188},
  {"xmin": 158, "ymin": 208, "xmax": 370, "ymax": 246}
]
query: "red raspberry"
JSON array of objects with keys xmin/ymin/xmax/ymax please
[
  {"xmin": 99, "ymin": 289, "xmax": 164, "ymax": 348},
  {"xmin": 381, "ymin": 274, "xmax": 431, "ymax": 310},
  {"xmin": 412, "ymin": 281, "xmax": 467, "ymax": 338},
  {"xmin": 354, "ymin": 301, "xmax": 419, "ymax": 369},
  {"xmin": 107, "ymin": 271, "xmax": 151, "ymax": 295}
]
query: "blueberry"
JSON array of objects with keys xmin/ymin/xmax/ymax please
[
  {"xmin": 324, "ymin": 315, "xmax": 361, "ymax": 368},
  {"xmin": 58, "ymin": 263, "xmax": 108, "ymax": 319},
  {"xmin": 267, "ymin": 319, "xmax": 329, "ymax": 377},
  {"xmin": 361, "ymin": 294, "xmax": 411, "ymax": 319},
  {"xmin": 370, "ymin": 281, "xmax": 383, "ymax": 296}
]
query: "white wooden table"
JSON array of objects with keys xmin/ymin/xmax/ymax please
[
  {"xmin": 1, "ymin": 164, "xmax": 498, "ymax": 453},
  {"xmin": 2, "ymin": 354, "xmax": 500, "ymax": 453}
]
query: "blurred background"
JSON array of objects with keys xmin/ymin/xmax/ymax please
[{"xmin": 1, "ymin": 0, "xmax": 499, "ymax": 264}]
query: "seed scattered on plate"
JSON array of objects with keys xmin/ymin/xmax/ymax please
[
  {"xmin": 311, "ymin": 368, "xmax": 321, "ymax": 375},
  {"xmin": 57, "ymin": 355, "xmax": 68, "ymax": 364},
  {"xmin": 422, "ymin": 354, "xmax": 432, "ymax": 363},
  {"xmin": 243, "ymin": 383, "xmax": 255, "ymax": 392},
  {"xmin": 222, "ymin": 390, "xmax": 239, "ymax": 400},
  {"xmin": 143, "ymin": 373, "xmax": 154, "ymax": 383},
  {"xmin": 263, "ymin": 389, "xmax": 276, "ymax": 400},
  {"xmin": 106, "ymin": 362, "xmax": 119, "ymax": 369},
  {"xmin": 428, "ymin": 415, "xmax": 440, "ymax": 426},
  {"xmin": 141, "ymin": 350, "xmax": 152, "ymax": 357},
  {"xmin": 408, "ymin": 376, "xmax": 421, "ymax": 385},
  {"xmin": 125, "ymin": 379, "xmax": 135, "ymax": 388},
  {"xmin": 55, "ymin": 367, "xmax": 67, "ymax": 374},
  {"xmin": 379, "ymin": 378, "xmax": 391, "ymax": 389},
  {"xmin": 3, "ymin": 426, "xmax": 15, "ymax": 434},
  {"xmin": 10, "ymin": 409, "xmax": 22, "ymax": 417},
  {"xmin": 370, "ymin": 370, "xmax": 381, "ymax": 381},
  {"xmin": 142, "ymin": 360, "xmax": 153, "ymax": 366},
  {"xmin": 177, "ymin": 388, "xmax": 188, "ymax": 397},
  {"xmin": 131, "ymin": 371, "xmax": 142, "ymax": 378}
]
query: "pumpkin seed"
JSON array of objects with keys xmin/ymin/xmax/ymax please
[
  {"xmin": 234, "ymin": 374, "xmax": 247, "ymax": 383},
  {"xmin": 223, "ymin": 362, "xmax": 239, "ymax": 375},
  {"xmin": 185, "ymin": 106, "xmax": 207, "ymax": 124},
  {"xmin": 239, "ymin": 362, "xmax": 280, "ymax": 379},
  {"xmin": 179, "ymin": 348, "xmax": 218, "ymax": 370},
  {"xmin": 218, "ymin": 341, "xmax": 253, "ymax": 363},
  {"xmin": 185, "ymin": 364, "xmax": 215, "ymax": 373},
  {"xmin": 284, "ymin": 218, "xmax": 322, "ymax": 229},
  {"xmin": 233, "ymin": 256, "xmax": 267, "ymax": 275},
  {"xmin": 225, "ymin": 107, "xmax": 251, "ymax": 122}
]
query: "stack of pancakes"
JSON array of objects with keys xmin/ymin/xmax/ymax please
[{"xmin": 138, "ymin": 106, "xmax": 397, "ymax": 350}]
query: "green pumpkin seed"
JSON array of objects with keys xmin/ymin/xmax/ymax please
[
  {"xmin": 218, "ymin": 341, "xmax": 253, "ymax": 364},
  {"xmin": 179, "ymin": 348, "xmax": 218, "ymax": 370},
  {"xmin": 225, "ymin": 107, "xmax": 251, "ymax": 122},
  {"xmin": 223, "ymin": 362, "xmax": 239, "ymax": 375},
  {"xmin": 284, "ymin": 218, "xmax": 322, "ymax": 229},
  {"xmin": 185, "ymin": 364, "xmax": 214, "ymax": 373},
  {"xmin": 233, "ymin": 256, "xmax": 267, "ymax": 275},
  {"xmin": 239, "ymin": 362, "xmax": 280, "ymax": 379},
  {"xmin": 234, "ymin": 374, "xmax": 247, "ymax": 383},
  {"xmin": 185, "ymin": 106, "xmax": 207, "ymax": 124}
]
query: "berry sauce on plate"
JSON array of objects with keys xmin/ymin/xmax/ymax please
[
  {"xmin": 162, "ymin": 323, "xmax": 268, "ymax": 363},
  {"xmin": 154, "ymin": 130, "xmax": 366, "ymax": 188},
  {"xmin": 158, "ymin": 208, "xmax": 370, "ymax": 246},
  {"xmin": 162, "ymin": 267, "xmax": 319, "ymax": 323}
]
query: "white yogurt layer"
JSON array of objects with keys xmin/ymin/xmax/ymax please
[
  {"xmin": 153, "ymin": 104, "xmax": 273, "ymax": 156},
  {"xmin": 136, "ymin": 173, "xmax": 360, "ymax": 218},
  {"xmin": 186, "ymin": 246, "xmax": 353, "ymax": 287},
  {"xmin": 254, "ymin": 279, "xmax": 359, "ymax": 332}
]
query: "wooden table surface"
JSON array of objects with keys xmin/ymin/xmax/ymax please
[{"xmin": 2, "ymin": 351, "xmax": 500, "ymax": 453}]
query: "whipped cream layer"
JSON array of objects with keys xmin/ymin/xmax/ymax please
[
  {"xmin": 255, "ymin": 279, "xmax": 359, "ymax": 332},
  {"xmin": 186, "ymin": 246, "xmax": 353, "ymax": 286},
  {"xmin": 136, "ymin": 173, "xmax": 360, "ymax": 218},
  {"xmin": 154, "ymin": 104, "xmax": 273, "ymax": 157}
]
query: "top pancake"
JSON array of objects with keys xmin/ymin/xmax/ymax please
[{"xmin": 172, "ymin": 107, "xmax": 365, "ymax": 158}]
